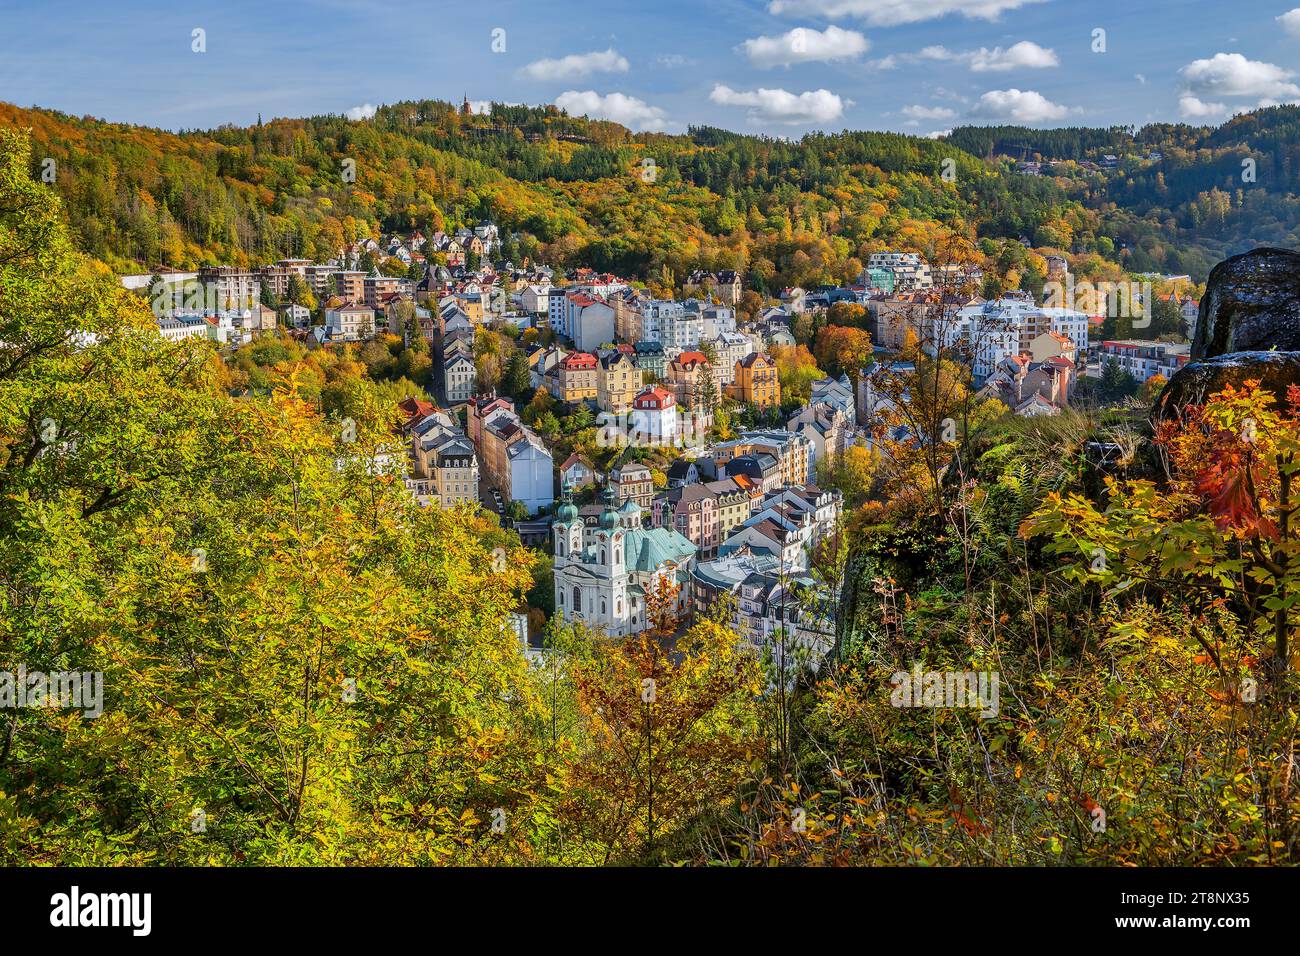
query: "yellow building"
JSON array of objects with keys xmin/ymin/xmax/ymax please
[
  {"xmin": 559, "ymin": 351, "xmax": 599, "ymax": 403},
  {"xmin": 597, "ymin": 350, "xmax": 642, "ymax": 413},
  {"xmin": 728, "ymin": 352, "xmax": 781, "ymax": 408}
]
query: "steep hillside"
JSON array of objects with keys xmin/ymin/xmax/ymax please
[
  {"xmin": 2, "ymin": 99, "xmax": 1099, "ymax": 289},
  {"xmin": 948, "ymin": 106, "xmax": 1300, "ymax": 277}
]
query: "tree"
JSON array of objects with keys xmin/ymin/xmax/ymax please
[
  {"xmin": 813, "ymin": 325, "xmax": 873, "ymax": 382},
  {"xmin": 0, "ymin": 129, "xmax": 551, "ymax": 865},
  {"xmin": 559, "ymin": 601, "xmax": 761, "ymax": 862},
  {"xmin": 504, "ymin": 351, "xmax": 532, "ymax": 400}
]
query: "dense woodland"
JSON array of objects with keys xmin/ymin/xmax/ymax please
[
  {"xmin": 2, "ymin": 124, "xmax": 1299, "ymax": 865},
  {"xmin": 7, "ymin": 99, "xmax": 1300, "ymax": 291},
  {"xmin": 949, "ymin": 106, "xmax": 1300, "ymax": 278},
  {"xmin": 2, "ymin": 99, "xmax": 1116, "ymax": 290}
]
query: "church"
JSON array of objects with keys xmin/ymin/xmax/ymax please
[{"xmin": 553, "ymin": 485, "xmax": 697, "ymax": 636}]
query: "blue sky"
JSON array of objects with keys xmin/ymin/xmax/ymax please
[{"xmin": 3, "ymin": 0, "xmax": 1300, "ymax": 137}]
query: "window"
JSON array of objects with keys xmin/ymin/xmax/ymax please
[{"xmin": 573, "ymin": 587, "xmax": 581, "ymax": 611}]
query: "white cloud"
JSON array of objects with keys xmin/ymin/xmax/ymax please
[
  {"xmin": 926, "ymin": 129, "xmax": 953, "ymax": 139},
  {"xmin": 1178, "ymin": 94, "xmax": 1228, "ymax": 120},
  {"xmin": 917, "ymin": 45, "xmax": 956, "ymax": 60},
  {"xmin": 346, "ymin": 103, "xmax": 377, "ymax": 121},
  {"xmin": 968, "ymin": 41, "xmax": 1058, "ymax": 71},
  {"xmin": 709, "ymin": 84, "xmax": 849, "ymax": 124},
  {"xmin": 1277, "ymin": 8, "xmax": 1300, "ymax": 35},
  {"xmin": 903, "ymin": 40, "xmax": 1056, "ymax": 71},
  {"xmin": 767, "ymin": 0, "xmax": 1044, "ymax": 27},
  {"xmin": 468, "ymin": 100, "xmax": 494, "ymax": 116},
  {"xmin": 970, "ymin": 88, "xmax": 1068, "ymax": 123},
  {"xmin": 522, "ymin": 49, "xmax": 629, "ymax": 82},
  {"xmin": 1179, "ymin": 52, "xmax": 1300, "ymax": 100},
  {"xmin": 1135, "ymin": 73, "xmax": 1146, "ymax": 85},
  {"xmin": 554, "ymin": 90, "xmax": 671, "ymax": 131},
  {"xmin": 902, "ymin": 104, "xmax": 957, "ymax": 120},
  {"xmin": 740, "ymin": 25, "xmax": 869, "ymax": 68}
]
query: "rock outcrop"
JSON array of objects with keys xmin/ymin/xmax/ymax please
[
  {"xmin": 1192, "ymin": 247, "xmax": 1300, "ymax": 358},
  {"xmin": 1155, "ymin": 248, "xmax": 1300, "ymax": 421},
  {"xmin": 1153, "ymin": 351, "xmax": 1300, "ymax": 420}
]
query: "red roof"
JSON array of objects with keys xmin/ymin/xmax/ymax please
[
  {"xmin": 634, "ymin": 385, "xmax": 675, "ymax": 409},
  {"xmin": 397, "ymin": 397, "xmax": 436, "ymax": 424},
  {"xmin": 561, "ymin": 351, "xmax": 598, "ymax": 370},
  {"xmin": 674, "ymin": 351, "xmax": 710, "ymax": 369}
]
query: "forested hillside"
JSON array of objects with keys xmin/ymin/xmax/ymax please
[
  {"xmin": 948, "ymin": 106, "xmax": 1300, "ymax": 278},
  {"xmin": 3, "ymin": 123, "xmax": 1298, "ymax": 865},
  {"xmin": 1, "ymin": 98, "xmax": 1104, "ymax": 289}
]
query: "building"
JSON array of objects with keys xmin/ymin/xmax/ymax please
[
  {"xmin": 558, "ymin": 351, "xmax": 599, "ymax": 404},
  {"xmin": 325, "ymin": 302, "xmax": 376, "ymax": 342},
  {"xmin": 553, "ymin": 487, "xmax": 696, "ymax": 637},
  {"xmin": 652, "ymin": 483, "xmax": 720, "ymax": 559},
  {"xmin": 565, "ymin": 293, "xmax": 616, "ymax": 352},
  {"xmin": 197, "ymin": 266, "xmax": 260, "ymax": 311},
  {"xmin": 408, "ymin": 407, "xmax": 480, "ymax": 509},
  {"xmin": 334, "ymin": 271, "xmax": 366, "ymax": 305},
  {"xmin": 547, "ymin": 287, "xmax": 568, "ymax": 334},
  {"xmin": 867, "ymin": 251, "xmax": 933, "ymax": 291},
  {"xmin": 712, "ymin": 429, "xmax": 812, "ymax": 488},
  {"xmin": 811, "ymin": 374, "xmax": 856, "ymax": 421},
  {"xmin": 666, "ymin": 351, "xmax": 720, "ymax": 424},
  {"xmin": 279, "ymin": 303, "xmax": 312, "ymax": 329},
  {"xmin": 155, "ymin": 314, "xmax": 210, "ymax": 342},
  {"xmin": 688, "ymin": 270, "xmax": 742, "ymax": 306},
  {"xmin": 596, "ymin": 350, "xmax": 642, "ymax": 413},
  {"xmin": 468, "ymin": 396, "xmax": 554, "ymax": 515},
  {"xmin": 725, "ymin": 453, "xmax": 782, "ymax": 494},
  {"xmin": 727, "ymin": 352, "xmax": 782, "ymax": 408},
  {"xmin": 719, "ymin": 485, "xmax": 842, "ymax": 570},
  {"xmin": 560, "ymin": 453, "xmax": 597, "ymax": 491},
  {"xmin": 610, "ymin": 462, "xmax": 655, "ymax": 511},
  {"xmin": 786, "ymin": 402, "xmax": 851, "ymax": 474},
  {"xmin": 443, "ymin": 346, "xmax": 477, "ymax": 405},
  {"xmin": 633, "ymin": 341, "xmax": 667, "ymax": 381},
  {"xmin": 690, "ymin": 549, "xmax": 832, "ymax": 660},
  {"xmin": 707, "ymin": 331, "xmax": 752, "ymax": 387},
  {"xmin": 630, "ymin": 385, "xmax": 678, "ymax": 446},
  {"xmin": 1098, "ymin": 340, "xmax": 1191, "ymax": 383},
  {"xmin": 944, "ymin": 294, "xmax": 1089, "ymax": 383}
]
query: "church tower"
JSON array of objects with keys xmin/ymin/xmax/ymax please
[{"xmin": 553, "ymin": 485, "xmax": 581, "ymax": 566}]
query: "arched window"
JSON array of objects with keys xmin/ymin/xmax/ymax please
[
  {"xmin": 558, "ymin": 539, "xmax": 565, "ymax": 556},
  {"xmin": 600, "ymin": 598, "xmax": 607, "ymax": 615},
  {"xmin": 614, "ymin": 549, "xmax": 621, "ymax": 565},
  {"xmin": 600, "ymin": 547, "xmax": 606, "ymax": 563},
  {"xmin": 573, "ymin": 587, "xmax": 582, "ymax": 611}
]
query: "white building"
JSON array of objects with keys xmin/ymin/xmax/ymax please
[
  {"xmin": 326, "ymin": 303, "xmax": 376, "ymax": 342},
  {"xmin": 944, "ymin": 294, "xmax": 1089, "ymax": 383},
  {"xmin": 867, "ymin": 252, "xmax": 933, "ymax": 291},
  {"xmin": 630, "ymin": 385, "xmax": 678, "ymax": 446},
  {"xmin": 553, "ymin": 487, "xmax": 696, "ymax": 637},
  {"xmin": 707, "ymin": 331, "xmax": 753, "ymax": 386}
]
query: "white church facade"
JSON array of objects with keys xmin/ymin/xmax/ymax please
[{"xmin": 553, "ymin": 486, "xmax": 697, "ymax": 637}]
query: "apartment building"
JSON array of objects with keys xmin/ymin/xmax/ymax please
[
  {"xmin": 727, "ymin": 352, "xmax": 781, "ymax": 408},
  {"xmin": 1098, "ymin": 340, "xmax": 1191, "ymax": 383},
  {"xmin": 596, "ymin": 350, "xmax": 642, "ymax": 413},
  {"xmin": 558, "ymin": 351, "xmax": 599, "ymax": 404}
]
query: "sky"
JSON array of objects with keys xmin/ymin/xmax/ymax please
[{"xmin": 2, "ymin": 0, "xmax": 1300, "ymax": 138}]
